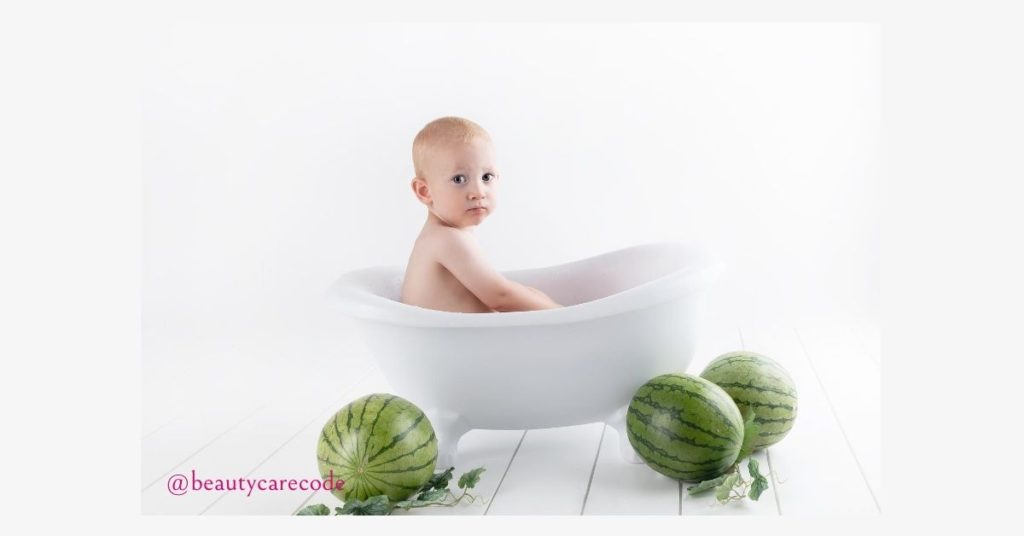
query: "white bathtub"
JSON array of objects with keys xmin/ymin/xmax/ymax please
[{"xmin": 326, "ymin": 242, "xmax": 723, "ymax": 469}]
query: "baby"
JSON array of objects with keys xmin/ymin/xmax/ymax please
[{"xmin": 400, "ymin": 116, "xmax": 563, "ymax": 313}]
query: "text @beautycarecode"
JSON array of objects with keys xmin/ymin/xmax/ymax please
[{"xmin": 166, "ymin": 470, "xmax": 344, "ymax": 497}]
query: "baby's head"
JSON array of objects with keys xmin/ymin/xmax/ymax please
[{"xmin": 411, "ymin": 116, "xmax": 499, "ymax": 229}]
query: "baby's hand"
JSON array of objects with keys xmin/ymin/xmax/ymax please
[
  {"xmin": 525, "ymin": 286, "xmax": 561, "ymax": 308},
  {"xmin": 527, "ymin": 286, "xmax": 550, "ymax": 299}
]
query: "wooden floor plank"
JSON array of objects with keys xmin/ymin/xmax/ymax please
[
  {"xmin": 200, "ymin": 367, "xmax": 386, "ymax": 515},
  {"xmin": 582, "ymin": 424, "xmax": 680, "ymax": 515},
  {"xmin": 142, "ymin": 414, "xmax": 182, "ymax": 441},
  {"xmin": 141, "ymin": 399, "xmax": 269, "ymax": 493},
  {"xmin": 141, "ymin": 364, "xmax": 375, "ymax": 514},
  {"xmin": 483, "ymin": 423, "xmax": 605, "ymax": 515},
  {"xmin": 740, "ymin": 325, "xmax": 879, "ymax": 514},
  {"xmin": 795, "ymin": 324, "xmax": 882, "ymax": 509},
  {"xmin": 397, "ymin": 429, "xmax": 526, "ymax": 515}
]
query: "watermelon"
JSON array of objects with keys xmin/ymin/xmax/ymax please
[
  {"xmin": 317, "ymin": 393, "xmax": 437, "ymax": 502},
  {"xmin": 700, "ymin": 351, "xmax": 798, "ymax": 450},
  {"xmin": 626, "ymin": 373, "xmax": 745, "ymax": 482}
]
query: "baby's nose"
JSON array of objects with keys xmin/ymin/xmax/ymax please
[{"xmin": 468, "ymin": 182, "xmax": 487, "ymax": 198}]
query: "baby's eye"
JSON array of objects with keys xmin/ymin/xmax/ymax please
[
  {"xmin": 483, "ymin": 173, "xmax": 496, "ymax": 182},
  {"xmin": 451, "ymin": 175, "xmax": 466, "ymax": 184}
]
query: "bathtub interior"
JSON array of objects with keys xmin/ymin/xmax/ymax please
[
  {"xmin": 508, "ymin": 242, "xmax": 707, "ymax": 307},
  {"xmin": 332, "ymin": 242, "xmax": 716, "ymax": 313}
]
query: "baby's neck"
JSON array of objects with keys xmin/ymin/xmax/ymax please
[{"xmin": 425, "ymin": 210, "xmax": 475, "ymax": 232}]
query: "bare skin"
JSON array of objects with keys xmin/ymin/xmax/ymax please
[{"xmin": 400, "ymin": 136, "xmax": 562, "ymax": 313}]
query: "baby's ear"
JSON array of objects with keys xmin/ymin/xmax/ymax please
[{"xmin": 411, "ymin": 177, "xmax": 432, "ymax": 205}]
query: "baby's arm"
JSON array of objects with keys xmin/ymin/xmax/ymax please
[
  {"xmin": 526, "ymin": 286, "xmax": 559, "ymax": 305},
  {"xmin": 434, "ymin": 230, "xmax": 562, "ymax": 312}
]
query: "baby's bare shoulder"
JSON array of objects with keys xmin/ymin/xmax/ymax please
[{"xmin": 417, "ymin": 225, "xmax": 474, "ymax": 256}]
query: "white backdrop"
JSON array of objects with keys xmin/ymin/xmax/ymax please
[{"xmin": 142, "ymin": 22, "xmax": 879, "ymax": 408}]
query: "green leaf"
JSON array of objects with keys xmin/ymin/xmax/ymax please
[
  {"xmin": 738, "ymin": 410, "xmax": 761, "ymax": 462},
  {"xmin": 746, "ymin": 457, "xmax": 770, "ymax": 501},
  {"xmin": 394, "ymin": 488, "xmax": 451, "ymax": 510},
  {"xmin": 714, "ymin": 473, "xmax": 740, "ymax": 503},
  {"xmin": 686, "ymin": 474, "xmax": 729, "ymax": 495},
  {"xmin": 457, "ymin": 467, "xmax": 486, "ymax": 490},
  {"xmin": 339, "ymin": 495, "xmax": 392, "ymax": 516},
  {"xmin": 419, "ymin": 488, "xmax": 449, "ymax": 502},
  {"xmin": 295, "ymin": 504, "xmax": 330, "ymax": 515},
  {"xmin": 747, "ymin": 458, "xmax": 763, "ymax": 480},
  {"xmin": 749, "ymin": 475, "xmax": 769, "ymax": 501},
  {"xmin": 421, "ymin": 467, "xmax": 454, "ymax": 492}
]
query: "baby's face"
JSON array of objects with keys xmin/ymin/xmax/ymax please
[{"xmin": 416, "ymin": 137, "xmax": 499, "ymax": 228}]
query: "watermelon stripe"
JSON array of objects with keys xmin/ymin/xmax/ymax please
[
  {"xmin": 357, "ymin": 394, "xmax": 375, "ymax": 429},
  {"xmin": 627, "ymin": 428, "xmax": 734, "ymax": 467},
  {"xmin": 755, "ymin": 416, "xmax": 795, "ymax": 424},
  {"xmin": 358, "ymin": 479, "xmax": 378, "ymax": 502},
  {"xmin": 364, "ymin": 393, "xmax": 395, "ymax": 461},
  {"xmin": 702, "ymin": 356, "xmax": 789, "ymax": 377},
  {"xmin": 637, "ymin": 452, "xmax": 720, "ymax": 479},
  {"xmin": 328, "ymin": 418, "xmax": 358, "ymax": 466},
  {"xmin": 333, "ymin": 411, "xmax": 362, "ymax": 463},
  {"xmin": 367, "ymin": 412, "xmax": 427, "ymax": 463},
  {"xmin": 700, "ymin": 356, "xmax": 761, "ymax": 374},
  {"xmin": 729, "ymin": 397, "xmax": 795, "ymax": 411},
  {"xmin": 643, "ymin": 456, "xmax": 723, "ymax": 479},
  {"xmin": 704, "ymin": 354, "xmax": 782, "ymax": 368},
  {"xmin": 628, "ymin": 434, "xmax": 730, "ymax": 478},
  {"xmin": 343, "ymin": 478, "xmax": 359, "ymax": 500},
  {"xmin": 627, "ymin": 406, "xmax": 732, "ymax": 452},
  {"xmin": 372, "ymin": 454, "xmax": 438, "ymax": 474},
  {"xmin": 368, "ymin": 431, "xmax": 437, "ymax": 469},
  {"xmin": 643, "ymin": 382, "xmax": 742, "ymax": 435},
  {"xmin": 714, "ymin": 381, "xmax": 796, "ymax": 398},
  {"xmin": 333, "ymin": 411, "xmax": 362, "ymax": 461},
  {"xmin": 319, "ymin": 429, "xmax": 353, "ymax": 468},
  {"xmin": 317, "ymin": 455, "xmax": 352, "ymax": 470},
  {"xmin": 345, "ymin": 405, "xmax": 353, "ymax": 432},
  {"xmin": 632, "ymin": 396, "xmax": 736, "ymax": 442},
  {"xmin": 364, "ymin": 395, "xmax": 397, "ymax": 452},
  {"xmin": 352, "ymin": 394, "xmax": 376, "ymax": 462},
  {"xmin": 361, "ymin": 477, "xmax": 382, "ymax": 498}
]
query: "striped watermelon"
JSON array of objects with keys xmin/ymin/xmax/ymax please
[
  {"xmin": 700, "ymin": 351, "xmax": 798, "ymax": 450},
  {"xmin": 317, "ymin": 393, "xmax": 437, "ymax": 502},
  {"xmin": 627, "ymin": 373, "xmax": 745, "ymax": 482}
]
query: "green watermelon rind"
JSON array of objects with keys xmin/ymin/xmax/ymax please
[
  {"xmin": 626, "ymin": 373, "xmax": 745, "ymax": 482},
  {"xmin": 317, "ymin": 393, "xmax": 438, "ymax": 502},
  {"xmin": 700, "ymin": 350, "xmax": 799, "ymax": 450}
]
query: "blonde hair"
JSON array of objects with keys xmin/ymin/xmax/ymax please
[{"xmin": 412, "ymin": 116, "xmax": 492, "ymax": 179}]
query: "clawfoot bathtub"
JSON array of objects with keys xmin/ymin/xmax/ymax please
[{"xmin": 326, "ymin": 242, "xmax": 722, "ymax": 469}]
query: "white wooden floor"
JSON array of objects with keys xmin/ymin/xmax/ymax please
[{"xmin": 141, "ymin": 318, "xmax": 881, "ymax": 515}]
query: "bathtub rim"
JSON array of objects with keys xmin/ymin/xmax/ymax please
[{"xmin": 325, "ymin": 241, "xmax": 724, "ymax": 328}]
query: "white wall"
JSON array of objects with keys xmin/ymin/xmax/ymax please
[{"xmin": 143, "ymin": 22, "xmax": 878, "ymax": 400}]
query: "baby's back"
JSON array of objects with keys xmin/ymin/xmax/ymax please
[{"xmin": 401, "ymin": 229, "xmax": 496, "ymax": 313}]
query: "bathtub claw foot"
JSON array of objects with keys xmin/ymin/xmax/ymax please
[
  {"xmin": 423, "ymin": 408, "xmax": 469, "ymax": 471},
  {"xmin": 605, "ymin": 405, "xmax": 645, "ymax": 464}
]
